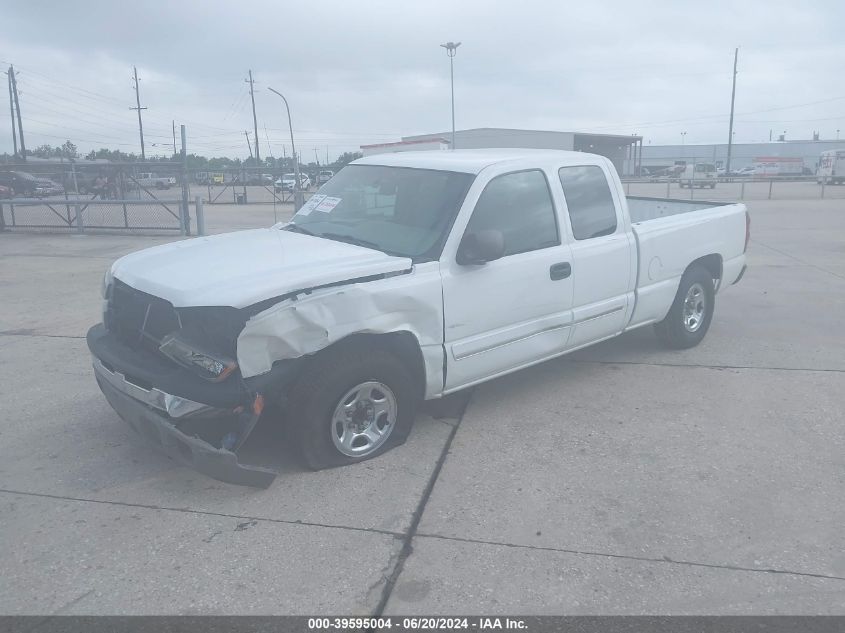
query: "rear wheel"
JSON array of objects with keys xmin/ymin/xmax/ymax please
[
  {"xmin": 654, "ymin": 265, "xmax": 715, "ymax": 349},
  {"xmin": 287, "ymin": 345, "xmax": 419, "ymax": 470}
]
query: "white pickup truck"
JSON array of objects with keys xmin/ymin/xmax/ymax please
[{"xmin": 88, "ymin": 149, "xmax": 749, "ymax": 486}]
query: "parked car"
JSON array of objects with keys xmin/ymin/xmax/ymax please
[
  {"xmin": 318, "ymin": 170, "xmax": 334, "ymax": 184},
  {"xmin": 0, "ymin": 171, "xmax": 45, "ymax": 197},
  {"xmin": 129, "ymin": 173, "xmax": 175, "ymax": 190},
  {"xmin": 734, "ymin": 166, "xmax": 756, "ymax": 177},
  {"xmin": 678, "ymin": 163, "xmax": 717, "ymax": 189},
  {"xmin": 274, "ymin": 173, "xmax": 310, "ymax": 192},
  {"xmin": 0, "ymin": 184, "xmax": 11, "ymax": 198},
  {"xmin": 34, "ymin": 177, "xmax": 65, "ymax": 197},
  {"xmin": 88, "ymin": 149, "xmax": 748, "ymax": 487},
  {"xmin": 247, "ymin": 173, "xmax": 274, "ymax": 185}
]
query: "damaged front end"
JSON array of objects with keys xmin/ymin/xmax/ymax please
[{"xmin": 87, "ymin": 280, "xmax": 295, "ymax": 488}]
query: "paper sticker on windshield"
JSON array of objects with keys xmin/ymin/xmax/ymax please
[
  {"xmin": 314, "ymin": 196, "xmax": 341, "ymax": 213},
  {"xmin": 297, "ymin": 194, "xmax": 325, "ymax": 216}
]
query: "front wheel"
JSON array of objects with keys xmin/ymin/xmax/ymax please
[
  {"xmin": 654, "ymin": 265, "xmax": 715, "ymax": 349},
  {"xmin": 287, "ymin": 345, "xmax": 419, "ymax": 470}
]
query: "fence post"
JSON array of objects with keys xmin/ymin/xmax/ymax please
[
  {"xmin": 741, "ymin": 180, "xmax": 745, "ymax": 200},
  {"xmin": 666, "ymin": 179, "xmax": 670, "ymax": 198},
  {"xmin": 768, "ymin": 179, "xmax": 773, "ymax": 200},
  {"xmin": 0, "ymin": 202, "xmax": 5, "ymax": 231},
  {"xmin": 821, "ymin": 180, "xmax": 825, "ymax": 199},
  {"xmin": 195, "ymin": 196, "xmax": 205, "ymax": 236},
  {"xmin": 74, "ymin": 202, "xmax": 84, "ymax": 234}
]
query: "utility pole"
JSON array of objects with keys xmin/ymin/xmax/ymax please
[
  {"xmin": 172, "ymin": 120, "xmax": 177, "ymax": 157},
  {"xmin": 725, "ymin": 47, "xmax": 739, "ymax": 175},
  {"xmin": 244, "ymin": 131, "xmax": 253, "ymax": 159},
  {"xmin": 6, "ymin": 67, "xmax": 17, "ymax": 157},
  {"xmin": 130, "ymin": 66, "xmax": 147, "ymax": 160},
  {"xmin": 246, "ymin": 70, "xmax": 260, "ymax": 163},
  {"xmin": 9, "ymin": 66, "xmax": 25, "ymax": 161},
  {"xmin": 180, "ymin": 124, "xmax": 190, "ymax": 235}
]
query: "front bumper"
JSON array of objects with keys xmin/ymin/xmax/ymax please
[{"xmin": 88, "ymin": 324, "xmax": 278, "ymax": 488}]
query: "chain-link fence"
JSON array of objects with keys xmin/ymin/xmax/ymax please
[
  {"xmin": 188, "ymin": 166, "xmax": 325, "ymax": 205},
  {"xmin": 618, "ymin": 153, "xmax": 845, "ymax": 199},
  {"xmin": 620, "ymin": 176, "xmax": 845, "ymax": 201},
  {"xmin": 0, "ymin": 159, "xmax": 213, "ymax": 234},
  {"xmin": 0, "ymin": 197, "xmax": 204, "ymax": 234}
]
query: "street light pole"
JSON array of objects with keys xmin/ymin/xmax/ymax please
[
  {"xmin": 440, "ymin": 41, "xmax": 461, "ymax": 150},
  {"xmin": 681, "ymin": 131, "xmax": 686, "ymax": 147},
  {"xmin": 268, "ymin": 87, "xmax": 304, "ymax": 211}
]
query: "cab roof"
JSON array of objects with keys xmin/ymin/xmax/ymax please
[{"xmin": 352, "ymin": 148, "xmax": 605, "ymax": 174}]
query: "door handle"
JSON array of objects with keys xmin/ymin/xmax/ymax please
[{"xmin": 549, "ymin": 262, "xmax": 571, "ymax": 280}]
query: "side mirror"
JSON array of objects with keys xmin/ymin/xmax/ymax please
[{"xmin": 456, "ymin": 229, "xmax": 505, "ymax": 265}]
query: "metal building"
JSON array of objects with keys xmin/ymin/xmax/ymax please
[{"xmin": 361, "ymin": 128, "xmax": 643, "ymax": 176}]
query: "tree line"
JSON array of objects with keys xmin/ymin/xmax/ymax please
[{"xmin": 2, "ymin": 141, "xmax": 363, "ymax": 173}]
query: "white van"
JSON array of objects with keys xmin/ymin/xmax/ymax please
[
  {"xmin": 679, "ymin": 163, "xmax": 717, "ymax": 189},
  {"xmin": 818, "ymin": 149, "xmax": 845, "ymax": 185}
]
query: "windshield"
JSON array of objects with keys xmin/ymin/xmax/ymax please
[{"xmin": 284, "ymin": 164, "xmax": 474, "ymax": 261}]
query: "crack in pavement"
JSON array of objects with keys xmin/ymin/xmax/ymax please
[
  {"xmin": 568, "ymin": 358, "xmax": 845, "ymax": 374},
  {"xmin": 413, "ymin": 532, "xmax": 845, "ymax": 583},
  {"xmin": 0, "ymin": 332, "xmax": 86, "ymax": 340},
  {"xmin": 0, "ymin": 488, "xmax": 403, "ymax": 539},
  {"xmin": 373, "ymin": 391, "xmax": 473, "ymax": 615}
]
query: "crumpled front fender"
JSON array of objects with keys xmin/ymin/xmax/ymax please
[{"xmin": 236, "ymin": 267, "xmax": 445, "ymax": 398}]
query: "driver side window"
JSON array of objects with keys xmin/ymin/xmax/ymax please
[{"xmin": 464, "ymin": 170, "xmax": 559, "ymax": 257}]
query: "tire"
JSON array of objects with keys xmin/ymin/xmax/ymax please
[
  {"xmin": 654, "ymin": 265, "xmax": 715, "ymax": 349},
  {"xmin": 286, "ymin": 344, "xmax": 420, "ymax": 470}
]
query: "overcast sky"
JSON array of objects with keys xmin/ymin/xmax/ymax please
[{"xmin": 2, "ymin": 0, "xmax": 843, "ymax": 160}]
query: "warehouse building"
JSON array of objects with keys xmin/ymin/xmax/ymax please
[
  {"xmin": 361, "ymin": 128, "xmax": 844, "ymax": 177},
  {"xmin": 637, "ymin": 138, "xmax": 845, "ymax": 174},
  {"xmin": 362, "ymin": 128, "xmax": 643, "ymax": 176}
]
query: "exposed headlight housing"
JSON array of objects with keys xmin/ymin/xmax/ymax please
[{"xmin": 159, "ymin": 333, "xmax": 238, "ymax": 382}]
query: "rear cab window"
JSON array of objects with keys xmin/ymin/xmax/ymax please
[{"xmin": 558, "ymin": 165, "xmax": 618, "ymax": 240}]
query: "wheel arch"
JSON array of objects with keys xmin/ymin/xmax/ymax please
[
  {"xmin": 687, "ymin": 253, "xmax": 722, "ymax": 283},
  {"xmin": 306, "ymin": 330, "xmax": 428, "ymax": 400}
]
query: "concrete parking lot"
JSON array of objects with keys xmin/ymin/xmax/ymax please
[{"xmin": 1, "ymin": 195, "xmax": 844, "ymax": 614}]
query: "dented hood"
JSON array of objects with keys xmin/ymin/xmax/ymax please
[{"xmin": 110, "ymin": 228, "xmax": 412, "ymax": 308}]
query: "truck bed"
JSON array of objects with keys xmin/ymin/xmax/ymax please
[
  {"xmin": 626, "ymin": 196, "xmax": 732, "ymax": 223},
  {"xmin": 624, "ymin": 196, "xmax": 748, "ymax": 330}
]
